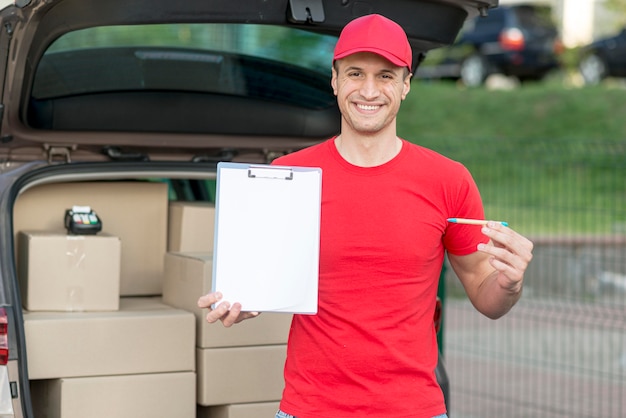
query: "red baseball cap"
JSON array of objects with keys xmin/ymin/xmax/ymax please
[{"xmin": 333, "ymin": 14, "xmax": 412, "ymax": 70}]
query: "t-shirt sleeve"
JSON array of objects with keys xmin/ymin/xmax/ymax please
[{"xmin": 442, "ymin": 164, "xmax": 489, "ymax": 256}]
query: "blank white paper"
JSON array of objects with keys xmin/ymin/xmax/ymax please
[{"xmin": 212, "ymin": 162, "xmax": 321, "ymax": 313}]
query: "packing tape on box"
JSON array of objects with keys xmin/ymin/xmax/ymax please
[{"xmin": 65, "ymin": 236, "xmax": 86, "ymax": 311}]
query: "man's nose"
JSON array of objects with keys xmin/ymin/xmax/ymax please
[{"xmin": 359, "ymin": 76, "xmax": 380, "ymax": 99}]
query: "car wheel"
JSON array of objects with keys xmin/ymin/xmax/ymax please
[
  {"xmin": 460, "ymin": 53, "xmax": 487, "ymax": 87},
  {"xmin": 579, "ymin": 52, "xmax": 607, "ymax": 86}
]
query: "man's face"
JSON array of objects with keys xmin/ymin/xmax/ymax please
[{"xmin": 331, "ymin": 52, "xmax": 411, "ymax": 136}]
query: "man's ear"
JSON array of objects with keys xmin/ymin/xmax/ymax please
[
  {"xmin": 331, "ymin": 66, "xmax": 338, "ymax": 96},
  {"xmin": 401, "ymin": 73, "xmax": 412, "ymax": 100}
]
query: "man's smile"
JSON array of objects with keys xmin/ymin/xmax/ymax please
[{"xmin": 356, "ymin": 103, "xmax": 381, "ymax": 111}]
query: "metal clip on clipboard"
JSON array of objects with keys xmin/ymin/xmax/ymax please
[{"xmin": 248, "ymin": 166, "xmax": 293, "ymax": 180}]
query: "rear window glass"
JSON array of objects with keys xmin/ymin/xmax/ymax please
[
  {"xmin": 47, "ymin": 23, "xmax": 336, "ymax": 72},
  {"xmin": 34, "ymin": 23, "xmax": 337, "ymax": 103},
  {"xmin": 514, "ymin": 6, "xmax": 555, "ymax": 29}
]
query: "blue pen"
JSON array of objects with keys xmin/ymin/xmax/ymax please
[{"xmin": 447, "ymin": 218, "xmax": 508, "ymax": 227}]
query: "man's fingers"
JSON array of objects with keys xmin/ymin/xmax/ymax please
[
  {"xmin": 198, "ymin": 293, "xmax": 260, "ymax": 327},
  {"xmin": 221, "ymin": 303, "xmax": 243, "ymax": 327},
  {"xmin": 197, "ymin": 291, "xmax": 223, "ymax": 309},
  {"xmin": 203, "ymin": 300, "xmax": 230, "ymax": 323}
]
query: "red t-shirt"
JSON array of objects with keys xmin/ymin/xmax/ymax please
[{"xmin": 273, "ymin": 138, "xmax": 487, "ymax": 418}]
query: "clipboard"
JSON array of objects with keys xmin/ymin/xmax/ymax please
[{"xmin": 211, "ymin": 162, "xmax": 322, "ymax": 314}]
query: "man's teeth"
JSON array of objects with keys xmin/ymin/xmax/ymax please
[{"xmin": 357, "ymin": 104, "xmax": 379, "ymax": 111}]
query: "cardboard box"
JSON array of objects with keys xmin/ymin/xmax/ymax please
[
  {"xmin": 168, "ymin": 201, "xmax": 215, "ymax": 252},
  {"xmin": 198, "ymin": 402, "xmax": 280, "ymax": 418},
  {"xmin": 162, "ymin": 252, "xmax": 292, "ymax": 348},
  {"xmin": 24, "ymin": 297, "xmax": 195, "ymax": 379},
  {"xmin": 18, "ymin": 232, "xmax": 121, "ymax": 312},
  {"xmin": 14, "ymin": 182, "xmax": 168, "ymax": 295},
  {"xmin": 31, "ymin": 372, "xmax": 196, "ymax": 418},
  {"xmin": 196, "ymin": 345, "xmax": 286, "ymax": 406}
]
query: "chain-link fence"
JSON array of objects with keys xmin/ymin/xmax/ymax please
[{"xmin": 439, "ymin": 140, "xmax": 626, "ymax": 418}]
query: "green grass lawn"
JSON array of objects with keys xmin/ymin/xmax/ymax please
[
  {"xmin": 398, "ymin": 79, "xmax": 626, "ymax": 144},
  {"xmin": 396, "ymin": 79, "xmax": 626, "ymax": 235}
]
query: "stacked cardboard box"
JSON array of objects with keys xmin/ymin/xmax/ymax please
[
  {"xmin": 25, "ymin": 297, "xmax": 196, "ymax": 418},
  {"xmin": 15, "ymin": 186, "xmax": 293, "ymax": 417},
  {"xmin": 31, "ymin": 371, "xmax": 196, "ymax": 418},
  {"xmin": 197, "ymin": 402, "xmax": 281, "ymax": 418},
  {"xmin": 18, "ymin": 232, "xmax": 121, "ymax": 312},
  {"xmin": 14, "ymin": 181, "xmax": 169, "ymax": 296},
  {"xmin": 168, "ymin": 201, "xmax": 216, "ymax": 253},
  {"xmin": 15, "ymin": 182, "xmax": 197, "ymax": 417},
  {"xmin": 164, "ymin": 201, "xmax": 293, "ymax": 417},
  {"xmin": 24, "ymin": 297, "xmax": 195, "ymax": 379}
]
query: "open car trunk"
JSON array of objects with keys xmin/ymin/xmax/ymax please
[
  {"xmin": 0, "ymin": 0, "xmax": 497, "ymax": 416},
  {"xmin": 12, "ymin": 165, "xmax": 295, "ymax": 417}
]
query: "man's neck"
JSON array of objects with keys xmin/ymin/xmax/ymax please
[{"xmin": 335, "ymin": 132, "xmax": 402, "ymax": 167}]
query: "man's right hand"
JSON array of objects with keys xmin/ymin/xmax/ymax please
[{"xmin": 197, "ymin": 291, "xmax": 260, "ymax": 327}]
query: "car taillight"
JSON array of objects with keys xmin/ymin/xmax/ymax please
[
  {"xmin": 553, "ymin": 38, "xmax": 565, "ymax": 55},
  {"xmin": 499, "ymin": 27, "xmax": 525, "ymax": 51},
  {"xmin": 0, "ymin": 308, "xmax": 8, "ymax": 365}
]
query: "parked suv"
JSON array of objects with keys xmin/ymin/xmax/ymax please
[
  {"xmin": 0, "ymin": 0, "xmax": 495, "ymax": 416},
  {"xmin": 578, "ymin": 27, "xmax": 626, "ymax": 85},
  {"xmin": 417, "ymin": 3, "xmax": 563, "ymax": 86}
]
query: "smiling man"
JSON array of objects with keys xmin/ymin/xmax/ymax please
[
  {"xmin": 199, "ymin": 13, "xmax": 533, "ymax": 418},
  {"xmin": 330, "ymin": 49, "xmax": 409, "ymax": 166}
]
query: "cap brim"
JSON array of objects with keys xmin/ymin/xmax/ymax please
[{"xmin": 333, "ymin": 47, "xmax": 409, "ymax": 69}]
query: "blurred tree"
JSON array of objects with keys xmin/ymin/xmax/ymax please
[{"xmin": 604, "ymin": 0, "xmax": 626, "ymax": 26}]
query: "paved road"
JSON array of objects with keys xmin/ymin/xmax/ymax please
[{"xmin": 444, "ymin": 299, "xmax": 626, "ymax": 418}]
